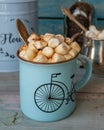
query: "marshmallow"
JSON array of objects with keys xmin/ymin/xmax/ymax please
[
  {"xmin": 22, "ymin": 55, "xmax": 30, "ymax": 61},
  {"xmin": 87, "ymin": 26, "xmax": 104, "ymax": 40},
  {"xmin": 52, "ymin": 53, "xmax": 65, "ymax": 63},
  {"xmin": 55, "ymin": 34, "xmax": 64, "ymax": 43},
  {"xmin": 85, "ymin": 30, "xmax": 96, "ymax": 39},
  {"xmin": 65, "ymin": 37, "xmax": 72, "ymax": 45},
  {"xmin": 34, "ymin": 40, "xmax": 48, "ymax": 49},
  {"xmin": 98, "ymin": 31, "xmax": 104, "ymax": 40},
  {"xmin": 28, "ymin": 41, "xmax": 38, "ymax": 52},
  {"xmin": 98, "ymin": 33, "xmax": 104, "ymax": 40},
  {"xmin": 41, "ymin": 33, "xmax": 54, "ymax": 42},
  {"xmin": 48, "ymin": 58, "xmax": 53, "ymax": 63},
  {"xmin": 28, "ymin": 33, "xmax": 40, "ymax": 42},
  {"xmin": 45, "ymin": 33, "xmax": 55, "ymax": 37},
  {"xmin": 94, "ymin": 31, "xmax": 100, "ymax": 37},
  {"xmin": 64, "ymin": 54, "xmax": 72, "ymax": 60},
  {"xmin": 89, "ymin": 25, "xmax": 97, "ymax": 31},
  {"xmin": 42, "ymin": 46, "xmax": 54, "ymax": 58},
  {"xmin": 19, "ymin": 50, "xmax": 31, "ymax": 61},
  {"xmin": 33, "ymin": 51, "xmax": 48, "ymax": 63},
  {"xmin": 85, "ymin": 30, "xmax": 90, "ymax": 37},
  {"xmin": 48, "ymin": 38, "xmax": 60, "ymax": 48},
  {"xmin": 70, "ymin": 42, "xmax": 81, "ymax": 52},
  {"xmin": 25, "ymin": 48, "xmax": 36, "ymax": 60},
  {"xmin": 19, "ymin": 50, "xmax": 26, "ymax": 58},
  {"xmin": 19, "ymin": 33, "xmax": 81, "ymax": 64},
  {"xmin": 55, "ymin": 42, "xmax": 71, "ymax": 55},
  {"xmin": 101, "ymin": 30, "xmax": 104, "ymax": 35},
  {"xmin": 69, "ymin": 49, "xmax": 78, "ymax": 58}
]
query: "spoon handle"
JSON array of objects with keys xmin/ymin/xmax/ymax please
[
  {"xmin": 62, "ymin": 7, "xmax": 87, "ymax": 32},
  {"xmin": 16, "ymin": 19, "xmax": 29, "ymax": 45},
  {"xmin": 71, "ymin": 32, "xmax": 83, "ymax": 42}
]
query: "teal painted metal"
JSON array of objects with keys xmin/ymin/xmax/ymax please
[{"xmin": 18, "ymin": 54, "xmax": 92, "ymax": 121}]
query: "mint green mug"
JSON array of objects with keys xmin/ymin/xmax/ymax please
[{"xmin": 18, "ymin": 53, "xmax": 92, "ymax": 122}]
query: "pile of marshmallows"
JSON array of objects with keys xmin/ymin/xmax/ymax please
[
  {"xmin": 19, "ymin": 33, "xmax": 81, "ymax": 63},
  {"xmin": 85, "ymin": 25, "xmax": 104, "ymax": 40}
]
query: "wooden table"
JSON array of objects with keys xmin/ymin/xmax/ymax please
[{"xmin": 0, "ymin": 72, "xmax": 104, "ymax": 130}]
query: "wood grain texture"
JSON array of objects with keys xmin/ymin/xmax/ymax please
[
  {"xmin": 38, "ymin": 0, "xmax": 75, "ymax": 17},
  {"xmin": 0, "ymin": 97, "xmax": 104, "ymax": 129},
  {"xmin": 38, "ymin": 0, "xmax": 104, "ymax": 33},
  {"xmin": 39, "ymin": 19, "xmax": 65, "ymax": 35},
  {"xmin": 38, "ymin": 0, "xmax": 104, "ymax": 17},
  {"xmin": 38, "ymin": 0, "xmax": 76, "ymax": 34}
]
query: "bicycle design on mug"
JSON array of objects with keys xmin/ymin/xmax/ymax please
[{"xmin": 34, "ymin": 73, "xmax": 76, "ymax": 113}]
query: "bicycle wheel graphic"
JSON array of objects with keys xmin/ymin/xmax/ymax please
[{"xmin": 34, "ymin": 83, "xmax": 65, "ymax": 113}]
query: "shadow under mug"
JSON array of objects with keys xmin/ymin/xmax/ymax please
[{"xmin": 17, "ymin": 53, "xmax": 92, "ymax": 122}]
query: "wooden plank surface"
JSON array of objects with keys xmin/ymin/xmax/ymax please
[{"xmin": 0, "ymin": 97, "xmax": 104, "ymax": 129}]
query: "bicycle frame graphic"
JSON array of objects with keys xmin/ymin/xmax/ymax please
[{"xmin": 34, "ymin": 73, "xmax": 76, "ymax": 113}]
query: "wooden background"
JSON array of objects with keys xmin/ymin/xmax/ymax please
[{"xmin": 38, "ymin": 0, "xmax": 104, "ymax": 35}]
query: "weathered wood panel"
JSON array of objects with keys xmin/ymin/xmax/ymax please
[
  {"xmin": 38, "ymin": 0, "xmax": 104, "ymax": 33},
  {"xmin": 38, "ymin": 0, "xmax": 75, "ymax": 34},
  {"xmin": 0, "ymin": 97, "xmax": 104, "ymax": 130},
  {"xmin": 39, "ymin": 19, "xmax": 65, "ymax": 35},
  {"xmin": 38, "ymin": 0, "xmax": 75, "ymax": 17},
  {"xmin": 38, "ymin": 0, "xmax": 104, "ymax": 18}
]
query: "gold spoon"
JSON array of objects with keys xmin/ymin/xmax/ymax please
[
  {"xmin": 61, "ymin": 7, "xmax": 87, "ymax": 32},
  {"xmin": 16, "ymin": 19, "xmax": 29, "ymax": 45}
]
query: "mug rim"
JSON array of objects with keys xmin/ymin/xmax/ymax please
[{"xmin": 17, "ymin": 50, "xmax": 79, "ymax": 65}]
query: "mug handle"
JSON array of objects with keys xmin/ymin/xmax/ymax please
[{"xmin": 75, "ymin": 54, "xmax": 92, "ymax": 91}]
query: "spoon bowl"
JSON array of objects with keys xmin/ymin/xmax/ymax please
[{"xmin": 16, "ymin": 19, "xmax": 29, "ymax": 45}]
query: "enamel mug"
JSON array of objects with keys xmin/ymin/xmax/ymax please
[{"xmin": 17, "ymin": 53, "xmax": 92, "ymax": 122}]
